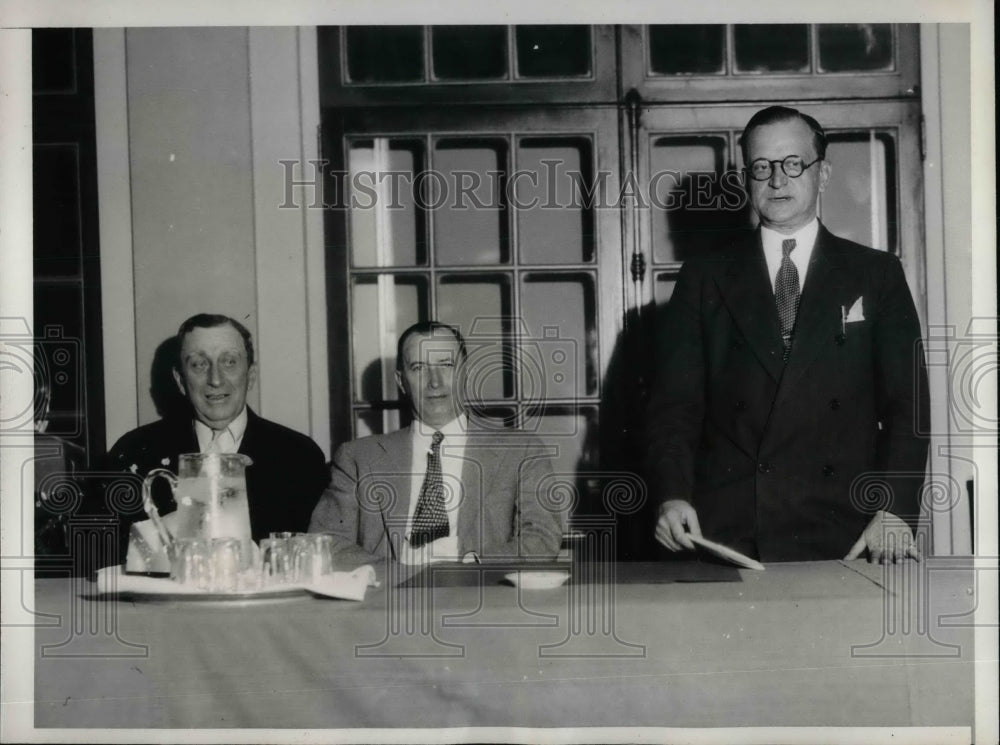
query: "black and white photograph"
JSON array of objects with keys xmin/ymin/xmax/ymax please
[{"xmin": 0, "ymin": 1, "xmax": 995, "ymax": 743}]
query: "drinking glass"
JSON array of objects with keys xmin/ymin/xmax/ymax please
[
  {"xmin": 210, "ymin": 537, "xmax": 244, "ymax": 592},
  {"xmin": 173, "ymin": 537, "xmax": 211, "ymax": 590},
  {"xmin": 291, "ymin": 534, "xmax": 334, "ymax": 583},
  {"xmin": 260, "ymin": 534, "xmax": 295, "ymax": 585}
]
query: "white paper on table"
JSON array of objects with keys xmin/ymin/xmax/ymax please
[
  {"xmin": 688, "ymin": 534, "xmax": 765, "ymax": 571},
  {"xmin": 305, "ymin": 565, "xmax": 378, "ymax": 601},
  {"xmin": 125, "ymin": 515, "xmax": 177, "ymax": 573}
]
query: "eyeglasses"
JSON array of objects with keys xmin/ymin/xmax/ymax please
[{"xmin": 747, "ymin": 155, "xmax": 822, "ymax": 181}]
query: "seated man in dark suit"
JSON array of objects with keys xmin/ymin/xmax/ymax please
[
  {"xmin": 309, "ymin": 321, "xmax": 566, "ymax": 570},
  {"xmin": 105, "ymin": 314, "xmax": 329, "ymax": 554}
]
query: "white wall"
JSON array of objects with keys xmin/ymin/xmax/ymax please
[
  {"xmin": 921, "ymin": 24, "xmax": 975, "ymax": 554},
  {"xmin": 96, "ymin": 27, "xmax": 330, "ymax": 458}
]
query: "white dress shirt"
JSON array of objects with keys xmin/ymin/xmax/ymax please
[
  {"xmin": 400, "ymin": 414, "xmax": 469, "ymax": 565},
  {"xmin": 761, "ymin": 218, "xmax": 819, "ymax": 293},
  {"xmin": 194, "ymin": 406, "xmax": 248, "ymax": 454}
]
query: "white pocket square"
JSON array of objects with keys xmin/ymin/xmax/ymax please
[{"xmin": 844, "ymin": 297, "xmax": 865, "ymax": 323}]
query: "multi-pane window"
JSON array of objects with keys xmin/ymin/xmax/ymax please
[
  {"xmin": 343, "ymin": 132, "xmax": 606, "ymax": 477},
  {"xmin": 646, "ymin": 24, "xmax": 898, "ymax": 77},
  {"xmin": 319, "ymin": 24, "xmax": 923, "ymax": 462},
  {"xmin": 343, "ymin": 25, "xmax": 594, "ymax": 84}
]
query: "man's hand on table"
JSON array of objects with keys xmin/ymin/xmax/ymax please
[
  {"xmin": 845, "ymin": 510, "xmax": 921, "ymax": 563},
  {"xmin": 655, "ymin": 499, "xmax": 702, "ymax": 551}
]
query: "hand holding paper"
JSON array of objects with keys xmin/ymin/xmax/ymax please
[{"xmin": 655, "ymin": 499, "xmax": 702, "ymax": 551}]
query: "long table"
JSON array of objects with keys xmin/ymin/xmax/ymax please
[{"xmin": 32, "ymin": 559, "xmax": 976, "ymax": 732}]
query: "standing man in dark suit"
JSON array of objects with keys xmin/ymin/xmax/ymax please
[
  {"xmin": 309, "ymin": 321, "xmax": 565, "ymax": 569},
  {"xmin": 106, "ymin": 314, "xmax": 329, "ymax": 549},
  {"xmin": 646, "ymin": 106, "xmax": 929, "ymax": 563}
]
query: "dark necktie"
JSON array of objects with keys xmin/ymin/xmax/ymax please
[
  {"xmin": 775, "ymin": 238, "xmax": 800, "ymax": 361},
  {"xmin": 410, "ymin": 431, "xmax": 449, "ymax": 548}
]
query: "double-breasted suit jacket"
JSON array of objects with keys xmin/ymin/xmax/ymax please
[
  {"xmin": 645, "ymin": 225, "xmax": 930, "ymax": 561},
  {"xmin": 308, "ymin": 424, "xmax": 566, "ymax": 569}
]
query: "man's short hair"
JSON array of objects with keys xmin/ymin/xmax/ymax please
[
  {"xmin": 740, "ymin": 105, "xmax": 828, "ymax": 164},
  {"xmin": 175, "ymin": 314, "xmax": 255, "ymax": 367},
  {"xmin": 396, "ymin": 321, "xmax": 467, "ymax": 374}
]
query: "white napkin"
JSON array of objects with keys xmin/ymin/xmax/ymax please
[
  {"xmin": 125, "ymin": 514, "xmax": 180, "ymax": 573},
  {"xmin": 305, "ymin": 565, "xmax": 379, "ymax": 601}
]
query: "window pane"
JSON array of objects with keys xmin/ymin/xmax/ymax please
[
  {"xmin": 433, "ymin": 140, "xmax": 509, "ymax": 265},
  {"xmin": 34, "ymin": 144, "xmax": 83, "ymax": 277},
  {"xmin": 733, "ymin": 25, "xmax": 810, "ymax": 73},
  {"xmin": 820, "ymin": 132, "xmax": 896, "ymax": 251},
  {"xmin": 650, "ymin": 135, "xmax": 747, "ymax": 264},
  {"xmin": 818, "ymin": 24, "xmax": 893, "ymax": 72},
  {"xmin": 521, "ymin": 273, "xmax": 597, "ymax": 398},
  {"xmin": 517, "ymin": 138, "xmax": 594, "ymax": 264},
  {"xmin": 654, "ymin": 273, "xmax": 677, "ymax": 306},
  {"xmin": 524, "ymin": 405, "xmax": 598, "ymax": 476},
  {"xmin": 345, "ymin": 26, "xmax": 424, "ymax": 83},
  {"xmin": 437, "ymin": 275, "xmax": 514, "ymax": 400},
  {"xmin": 648, "ymin": 25, "xmax": 724, "ymax": 75},
  {"xmin": 515, "ymin": 26, "xmax": 591, "ymax": 78},
  {"xmin": 349, "ymin": 139, "xmax": 426, "ymax": 267},
  {"xmin": 432, "ymin": 26, "xmax": 507, "ymax": 80},
  {"xmin": 352, "ymin": 275, "xmax": 428, "ymax": 402},
  {"xmin": 356, "ymin": 409, "xmax": 404, "ymax": 437},
  {"xmin": 32, "ymin": 29, "xmax": 77, "ymax": 93}
]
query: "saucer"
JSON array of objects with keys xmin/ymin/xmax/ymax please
[{"xmin": 504, "ymin": 570, "xmax": 571, "ymax": 589}]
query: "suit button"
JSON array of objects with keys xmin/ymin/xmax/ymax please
[
  {"xmin": 735, "ymin": 400, "xmax": 747, "ymax": 411},
  {"xmin": 758, "ymin": 462, "xmax": 770, "ymax": 474},
  {"xmin": 822, "ymin": 465, "xmax": 835, "ymax": 477},
  {"xmin": 830, "ymin": 399, "xmax": 840, "ymax": 410}
]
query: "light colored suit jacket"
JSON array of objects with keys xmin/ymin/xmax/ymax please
[{"xmin": 309, "ymin": 423, "xmax": 566, "ymax": 569}]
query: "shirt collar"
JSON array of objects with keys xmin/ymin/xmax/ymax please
[
  {"xmin": 760, "ymin": 218, "xmax": 820, "ymax": 256},
  {"xmin": 411, "ymin": 413, "xmax": 468, "ymax": 442},
  {"xmin": 193, "ymin": 405, "xmax": 249, "ymax": 450}
]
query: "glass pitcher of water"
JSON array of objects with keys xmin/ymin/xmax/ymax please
[{"xmin": 142, "ymin": 453, "xmax": 254, "ymax": 569}]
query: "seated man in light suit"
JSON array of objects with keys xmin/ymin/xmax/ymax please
[
  {"xmin": 106, "ymin": 314, "xmax": 329, "ymax": 556},
  {"xmin": 309, "ymin": 321, "xmax": 566, "ymax": 569}
]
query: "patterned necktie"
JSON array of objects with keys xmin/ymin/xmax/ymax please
[
  {"xmin": 775, "ymin": 238, "xmax": 800, "ymax": 362},
  {"xmin": 410, "ymin": 431, "xmax": 449, "ymax": 548}
]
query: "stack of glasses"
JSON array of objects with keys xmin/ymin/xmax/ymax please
[{"xmin": 171, "ymin": 533, "xmax": 336, "ymax": 592}]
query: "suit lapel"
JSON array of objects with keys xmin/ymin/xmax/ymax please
[
  {"xmin": 716, "ymin": 230, "xmax": 786, "ymax": 382},
  {"xmin": 236, "ymin": 408, "xmax": 258, "ymax": 459},
  {"xmin": 172, "ymin": 416, "xmax": 199, "ymax": 456},
  {"xmin": 778, "ymin": 226, "xmax": 849, "ymax": 393},
  {"xmin": 376, "ymin": 428, "xmax": 414, "ymax": 526}
]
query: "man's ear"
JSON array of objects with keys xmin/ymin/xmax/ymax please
[
  {"xmin": 247, "ymin": 362, "xmax": 258, "ymax": 391},
  {"xmin": 394, "ymin": 369, "xmax": 405, "ymax": 396},
  {"xmin": 818, "ymin": 159, "xmax": 832, "ymax": 193},
  {"xmin": 172, "ymin": 367, "xmax": 186, "ymax": 396}
]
